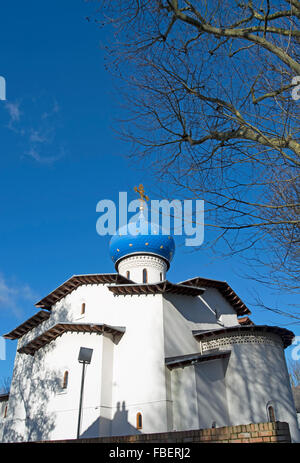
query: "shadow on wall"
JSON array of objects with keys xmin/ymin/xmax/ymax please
[
  {"xmin": 165, "ymin": 293, "xmax": 218, "ymax": 326},
  {"xmin": 2, "ymin": 349, "xmax": 61, "ymax": 442},
  {"xmin": 2, "ymin": 303, "xmax": 74, "ymax": 443},
  {"xmin": 81, "ymin": 401, "xmax": 141, "ymax": 439},
  {"xmin": 162, "ymin": 297, "xmax": 299, "ymax": 441}
]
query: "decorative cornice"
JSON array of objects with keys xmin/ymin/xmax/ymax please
[
  {"xmin": 115, "ymin": 251, "xmax": 171, "ymax": 270},
  {"xmin": 201, "ymin": 333, "xmax": 283, "ymax": 351},
  {"xmin": 118, "ymin": 254, "xmax": 168, "ymax": 271},
  {"xmin": 193, "ymin": 325, "xmax": 294, "ymax": 349}
]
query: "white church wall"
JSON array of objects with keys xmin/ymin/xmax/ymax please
[
  {"xmin": 4, "ymin": 280, "xmax": 299, "ymax": 443},
  {"xmin": 17, "ymin": 296, "xmax": 76, "ymax": 351},
  {"xmin": 170, "ymin": 359, "xmax": 229, "ymax": 432},
  {"xmin": 0, "ymin": 398, "xmax": 9, "ymax": 441},
  {"xmin": 2, "ymin": 349, "xmax": 34, "ymax": 441},
  {"xmin": 2, "ymin": 351, "xmax": 44, "ymax": 441},
  {"xmin": 0, "ymin": 421, "xmax": 4, "ymax": 442},
  {"xmin": 15, "ymin": 283, "xmax": 171, "ymax": 438},
  {"xmin": 201, "ymin": 288, "xmax": 239, "ymax": 327},
  {"xmin": 162, "ymin": 288, "xmax": 240, "ymax": 359},
  {"xmin": 118, "ymin": 255, "xmax": 167, "ymax": 284},
  {"xmin": 98, "ymin": 333, "xmax": 114, "ymax": 437},
  {"xmin": 163, "ymin": 288, "xmax": 238, "ymax": 336},
  {"xmin": 194, "ymin": 359, "xmax": 229, "ymax": 428},
  {"xmin": 165, "ymin": 367, "xmax": 174, "ymax": 431},
  {"xmin": 3, "ymin": 330, "xmax": 107, "ymax": 442},
  {"xmin": 44, "ymin": 332, "xmax": 105, "ymax": 441},
  {"xmin": 18, "ymin": 283, "xmax": 239, "ymax": 361},
  {"xmin": 56, "ymin": 284, "xmax": 169, "ymax": 435},
  {"xmin": 171, "ymin": 365, "xmax": 199, "ymax": 431},
  {"xmin": 210, "ymin": 333, "xmax": 300, "ymax": 443},
  {"xmin": 110, "ymin": 293, "xmax": 169, "ymax": 436},
  {"xmin": 163, "ymin": 297, "xmax": 200, "ymax": 358},
  {"xmin": 161, "ymin": 292, "xmax": 240, "ymax": 433}
]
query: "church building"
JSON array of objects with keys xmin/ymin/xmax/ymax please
[{"xmin": 1, "ymin": 203, "xmax": 299, "ymax": 442}]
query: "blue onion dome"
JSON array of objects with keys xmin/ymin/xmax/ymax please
[{"xmin": 109, "ymin": 212, "xmax": 175, "ymax": 268}]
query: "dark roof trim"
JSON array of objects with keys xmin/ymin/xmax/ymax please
[
  {"xmin": 18, "ymin": 323, "xmax": 126, "ymax": 356},
  {"xmin": 35, "ymin": 273, "xmax": 132, "ymax": 310},
  {"xmin": 107, "ymin": 281, "xmax": 205, "ymax": 297},
  {"xmin": 179, "ymin": 276, "xmax": 251, "ymax": 316},
  {"xmin": 3, "ymin": 310, "xmax": 50, "ymax": 340},
  {"xmin": 0, "ymin": 393, "xmax": 9, "ymax": 401},
  {"xmin": 165, "ymin": 350, "xmax": 231, "ymax": 370},
  {"xmin": 192, "ymin": 325, "xmax": 294, "ymax": 349},
  {"xmin": 238, "ymin": 316, "xmax": 254, "ymax": 326}
]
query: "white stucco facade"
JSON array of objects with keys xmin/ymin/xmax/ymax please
[
  {"xmin": 2, "ymin": 262, "xmax": 299, "ymax": 442},
  {"xmin": 117, "ymin": 254, "xmax": 167, "ymax": 284}
]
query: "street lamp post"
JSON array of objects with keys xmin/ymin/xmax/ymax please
[{"xmin": 77, "ymin": 347, "xmax": 93, "ymax": 439}]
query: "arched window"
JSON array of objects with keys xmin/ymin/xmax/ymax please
[
  {"xmin": 142, "ymin": 269, "xmax": 148, "ymax": 283},
  {"xmin": 160, "ymin": 272, "xmax": 163, "ymax": 281},
  {"xmin": 126, "ymin": 271, "xmax": 130, "ymax": 280},
  {"xmin": 62, "ymin": 370, "xmax": 69, "ymax": 389},
  {"xmin": 267, "ymin": 404, "xmax": 276, "ymax": 422},
  {"xmin": 136, "ymin": 412, "xmax": 142, "ymax": 430},
  {"xmin": 81, "ymin": 303, "xmax": 86, "ymax": 315}
]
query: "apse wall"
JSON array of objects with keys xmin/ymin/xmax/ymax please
[{"xmin": 202, "ymin": 331, "xmax": 300, "ymax": 443}]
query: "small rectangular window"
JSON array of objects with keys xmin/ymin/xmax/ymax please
[
  {"xmin": 81, "ymin": 303, "xmax": 86, "ymax": 315},
  {"xmin": 142, "ymin": 269, "xmax": 148, "ymax": 283},
  {"xmin": 268, "ymin": 405, "xmax": 276, "ymax": 422},
  {"xmin": 62, "ymin": 371, "xmax": 69, "ymax": 389},
  {"xmin": 136, "ymin": 412, "xmax": 142, "ymax": 429}
]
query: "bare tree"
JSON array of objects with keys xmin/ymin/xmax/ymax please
[
  {"xmin": 288, "ymin": 359, "xmax": 300, "ymax": 386},
  {"xmin": 92, "ymin": 1, "xmax": 299, "ymax": 302}
]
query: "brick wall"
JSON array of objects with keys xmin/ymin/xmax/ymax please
[{"xmin": 50, "ymin": 421, "xmax": 291, "ymax": 443}]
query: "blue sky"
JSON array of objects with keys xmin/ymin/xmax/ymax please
[{"xmin": 0, "ymin": 0, "xmax": 299, "ymax": 386}]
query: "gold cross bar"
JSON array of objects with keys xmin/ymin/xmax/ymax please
[{"xmin": 134, "ymin": 184, "xmax": 149, "ymax": 210}]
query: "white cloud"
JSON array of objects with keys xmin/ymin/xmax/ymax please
[
  {"xmin": 26, "ymin": 146, "xmax": 65, "ymax": 164},
  {"xmin": 29, "ymin": 130, "xmax": 48, "ymax": 143},
  {"xmin": 0, "ymin": 274, "xmax": 38, "ymax": 319},
  {"xmin": 41, "ymin": 100, "xmax": 60, "ymax": 120},
  {"xmin": 3, "ymin": 97, "xmax": 65, "ymax": 164},
  {"xmin": 5, "ymin": 101, "xmax": 21, "ymax": 123}
]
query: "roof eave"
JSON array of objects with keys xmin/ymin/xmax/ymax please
[{"xmin": 192, "ymin": 324, "xmax": 294, "ymax": 349}]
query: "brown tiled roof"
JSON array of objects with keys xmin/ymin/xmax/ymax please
[
  {"xmin": 238, "ymin": 316, "xmax": 254, "ymax": 326},
  {"xmin": 192, "ymin": 325, "xmax": 294, "ymax": 349},
  {"xmin": 165, "ymin": 350, "xmax": 231, "ymax": 370},
  {"xmin": 107, "ymin": 281, "xmax": 205, "ymax": 297},
  {"xmin": 3, "ymin": 310, "xmax": 50, "ymax": 340},
  {"xmin": 179, "ymin": 276, "xmax": 251, "ymax": 316},
  {"xmin": 17, "ymin": 323, "xmax": 126, "ymax": 356},
  {"xmin": 35, "ymin": 273, "xmax": 131, "ymax": 310}
]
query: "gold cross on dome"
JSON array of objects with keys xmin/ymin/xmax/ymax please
[{"xmin": 134, "ymin": 184, "xmax": 149, "ymax": 210}]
